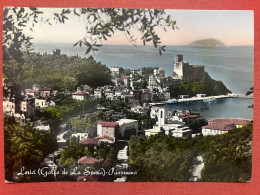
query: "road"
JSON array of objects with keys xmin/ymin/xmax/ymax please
[
  {"xmin": 189, "ymin": 155, "xmax": 204, "ymax": 182},
  {"xmin": 114, "ymin": 140, "xmax": 129, "ymax": 182}
]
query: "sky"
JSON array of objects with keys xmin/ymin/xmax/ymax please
[{"xmin": 26, "ymin": 8, "xmax": 254, "ymax": 46}]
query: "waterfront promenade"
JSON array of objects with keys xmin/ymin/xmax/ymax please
[{"xmin": 148, "ymin": 93, "xmax": 253, "ymax": 106}]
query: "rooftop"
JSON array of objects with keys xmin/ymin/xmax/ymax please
[
  {"xmin": 97, "ymin": 121, "xmax": 119, "ymax": 127},
  {"xmin": 41, "ymin": 88, "xmax": 52, "ymax": 91},
  {"xmin": 25, "ymin": 89, "xmax": 36, "ymax": 93},
  {"xmin": 80, "ymin": 138, "xmax": 98, "ymax": 145},
  {"xmin": 96, "ymin": 135, "xmax": 114, "ymax": 142},
  {"xmin": 77, "ymin": 156, "xmax": 100, "ymax": 165},
  {"xmin": 117, "ymin": 119, "xmax": 138, "ymax": 124},
  {"xmin": 203, "ymin": 118, "xmax": 251, "ymax": 131},
  {"xmin": 73, "ymin": 91, "xmax": 89, "ymax": 95},
  {"xmin": 179, "ymin": 113, "xmax": 199, "ymax": 119}
]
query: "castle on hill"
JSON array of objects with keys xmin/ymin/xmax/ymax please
[{"xmin": 171, "ymin": 54, "xmax": 205, "ymax": 82}]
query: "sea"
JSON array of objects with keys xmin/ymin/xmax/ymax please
[{"xmin": 32, "ymin": 43, "xmax": 254, "ymax": 120}]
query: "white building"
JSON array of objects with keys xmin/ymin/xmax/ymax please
[
  {"xmin": 117, "ymin": 119, "xmax": 139, "ymax": 138},
  {"xmin": 71, "ymin": 133, "xmax": 88, "ymax": 140},
  {"xmin": 96, "ymin": 135, "xmax": 115, "ymax": 144},
  {"xmin": 146, "ymin": 107, "xmax": 192, "ymax": 138},
  {"xmin": 72, "ymin": 91, "xmax": 89, "ymax": 100},
  {"xmin": 124, "ymin": 76, "xmax": 131, "ymax": 87},
  {"xmin": 35, "ymin": 124, "xmax": 51, "ymax": 131},
  {"xmin": 144, "ymin": 128, "xmax": 161, "ymax": 137},
  {"xmin": 196, "ymin": 94, "xmax": 207, "ymax": 98},
  {"xmin": 202, "ymin": 118, "xmax": 251, "ymax": 136},
  {"xmin": 25, "ymin": 89, "xmax": 37, "ymax": 98},
  {"xmin": 97, "ymin": 121, "xmax": 118, "ymax": 138},
  {"xmin": 94, "ymin": 88, "xmax": 103, "ymax": 98},
  {"xmin": 3, "ymin": 100, "xmax": 15, "ymax": 116},
  {"xmin": 110, "ymin": 67, "xmax": 123, "ymax": 76},
  {"xmin": 35, "ymin": 98, "xmax": 56, "ymax": 108},
  {"xmin": 154, "ymin": 68, "xmax": 165, "ymax": 76}
]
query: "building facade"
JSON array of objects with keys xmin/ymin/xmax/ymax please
[
  {"xmin": 202, "ymin": 118, "xmax": 251, "ymax": 136},
  {"xmin": 171, "ymin": 54, "xmax": 205, "ymax": 82}
]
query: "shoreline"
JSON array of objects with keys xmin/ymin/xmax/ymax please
[{"xmin": 148, "ymin": 94, "xmax": 253, "ymax": 106}]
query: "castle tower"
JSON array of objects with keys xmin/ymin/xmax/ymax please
[
  {"xmin": 175, "ymin": 54, "xmax": 183, "ymax": 62},
  {"xmin": 171, "ymin": 54, "xmax": 205, "ymax": 82},
  {"xmin": 172, "ymin": 54, "xmax": 184, "ymax": 79}
]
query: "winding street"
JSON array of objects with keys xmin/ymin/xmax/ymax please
[
  {"xmin": 189, "ymin": 155, "xmax": 204, "ymax": 182},
  {"xmin": 114, "ymin": 140, "xmax": 130, "ymax": 182}
]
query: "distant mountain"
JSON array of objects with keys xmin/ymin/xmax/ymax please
[{"xmin": 190, "ymin": 38, "xmax": 225, "ymax": 47}]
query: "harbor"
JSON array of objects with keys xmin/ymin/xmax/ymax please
[{"xmin": 148, "ymin": 93, "xmax": 253, "ymax": 106}]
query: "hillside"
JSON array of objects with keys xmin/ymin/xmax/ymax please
[
  {"xmin": 191, "ymin": 38, "xmax": 225, "ymax": 47},
  {"xmin": 128, "ymin": 123, "xmax": 252, "ymax": 182},
  {"xmin": 3, "ymin": 52, "xmax": 112, "ymax": 90}
]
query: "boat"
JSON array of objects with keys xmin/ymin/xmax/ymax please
[
  {"xmin": 203, "ymin": 97, "xmax": 216, "ymax": 102},
  {"xmin": 166, "ymin": 99, "xmax": 179, "ymax": 104}
]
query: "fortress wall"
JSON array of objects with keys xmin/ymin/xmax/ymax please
[{"xmin": 183, "ymin": 64, "xmax": 205, "ymax": 82}]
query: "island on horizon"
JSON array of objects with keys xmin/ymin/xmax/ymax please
[{"xmin": 190, "ymin": 38, "xmax": 225, "ymax": 47}]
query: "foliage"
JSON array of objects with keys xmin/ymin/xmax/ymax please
[
  {"xmin": 4, "ymin": 52, "xmax": 112, "ymax": 90},
  {"xmin": 129, "ymin": 134, "xmax": 199, "ymax": 181},
  {"xmin": 3, "ymin": 7, "xmax": 177, "ymax": 91},
  {"xmin": 51, "ymin": 8, "xmax": 176, "ymax": 55},
  {"xmin": 141, "ymin": 118, "xmax": 157, "ymax": 129},
  {"xmin": 200, "ymin": 124, "xmax": 252, "ymax": 182},
  {"xmin": 4, "ymin": 115, "xmax": 57, "ymax": 182},
  {"xmin": 59, "ymin": 138, "xmax": 116, "ymax": 168},
  {"xmin": 70, "ymin": 112, "xmax": 101, "ymax": 132},
  {"xmin": 186, "ymin": 118, "xmax": 208, "ymax": 134},
  {"xmin": 129, "ymin": 124, "xmax": 252, "ymax": 182},
  {"xmin": 169, "ymin": 73, "xmax": 231, "ymax": 98},
  {"xmin": 203, "ymin": 72, "xmax": 232, "ymax": 95},
  {"xmin": 126, "ymin": 110, "xmax": 156, "ymax": 129},
  {"xmin": 3, "ymin": 8, "xmax": 42, "ymax": 66},
  {"xmin": 181, "ymin": 82, "xmax": 206, "ymax": 95},
  {"xmin": 40, "ymin": 98, "xmax": 99, "ymax": 134},
  {"xmin": 99, "ymin": 99, "xmax": 156, "ymax": 129},
  {"xmin": 141, "ymin": 67, "xmax": 157, "ymax": 75},
  {"xmin": 100, "ymin": 99, "xmax": 129, "ymax": 113}
]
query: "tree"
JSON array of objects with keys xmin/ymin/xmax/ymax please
[
  {"xmin": 3, "ymin": 7, "xmax": 176, "ymax": 86},
  {"xmin": 4, "ymin": 115, "xmax": 57, "ymax": 182},
  {"xmin": 48, "ymin": 8, "xmax": 176, "ymax": 55},
  {"xmin": 186, "ymin": 118, "xmax": 208, "ymax": 134}
]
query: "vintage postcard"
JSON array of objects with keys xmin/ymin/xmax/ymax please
[{"xmin": 3, "ymin": 7, "xmax": 254, "ymax": 182}]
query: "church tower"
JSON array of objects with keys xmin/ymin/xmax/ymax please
[{"xmin": 158, "ymin": 108, "xmax": 166, "ymax": 127}]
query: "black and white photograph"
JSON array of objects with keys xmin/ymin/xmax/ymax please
[{"xmin": 3, "ymin": 7, "xmax": 254, "ymax": 182}]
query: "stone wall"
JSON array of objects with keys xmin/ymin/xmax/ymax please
[{"xmin": 183, "ymin": 64, "xmax": 205, "ymax": 82}]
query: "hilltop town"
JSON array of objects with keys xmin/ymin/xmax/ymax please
[{"xmin": 3, "ymin": 51, "xmax": 252, "ymax": 182}]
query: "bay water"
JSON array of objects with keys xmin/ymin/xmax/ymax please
[{"xmin": 32, "ymin": 43, "xmax": 254, "ymax": 120}]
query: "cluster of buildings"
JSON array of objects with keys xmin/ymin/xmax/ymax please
[
  {"xmin": 89, "ymin": 54, "xmax": 205, "ymax": 105},
  {"xmin": 143, "ymin": 107, "xmax": 199, "ymax": 138},
  {"xmin": 144, "ymin": 106, "xmax": 251, "ymax": 137},
  {"xmin": 108, "ymin": 66, "xmax": 172, "ymax": 104},
  {"xmin": 70, "ymin": 118, "xmax": 139, "ymax": 145},
  {"xmin": 3, "ymin": 81, "xmax": 56, "ymax": 122}
]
